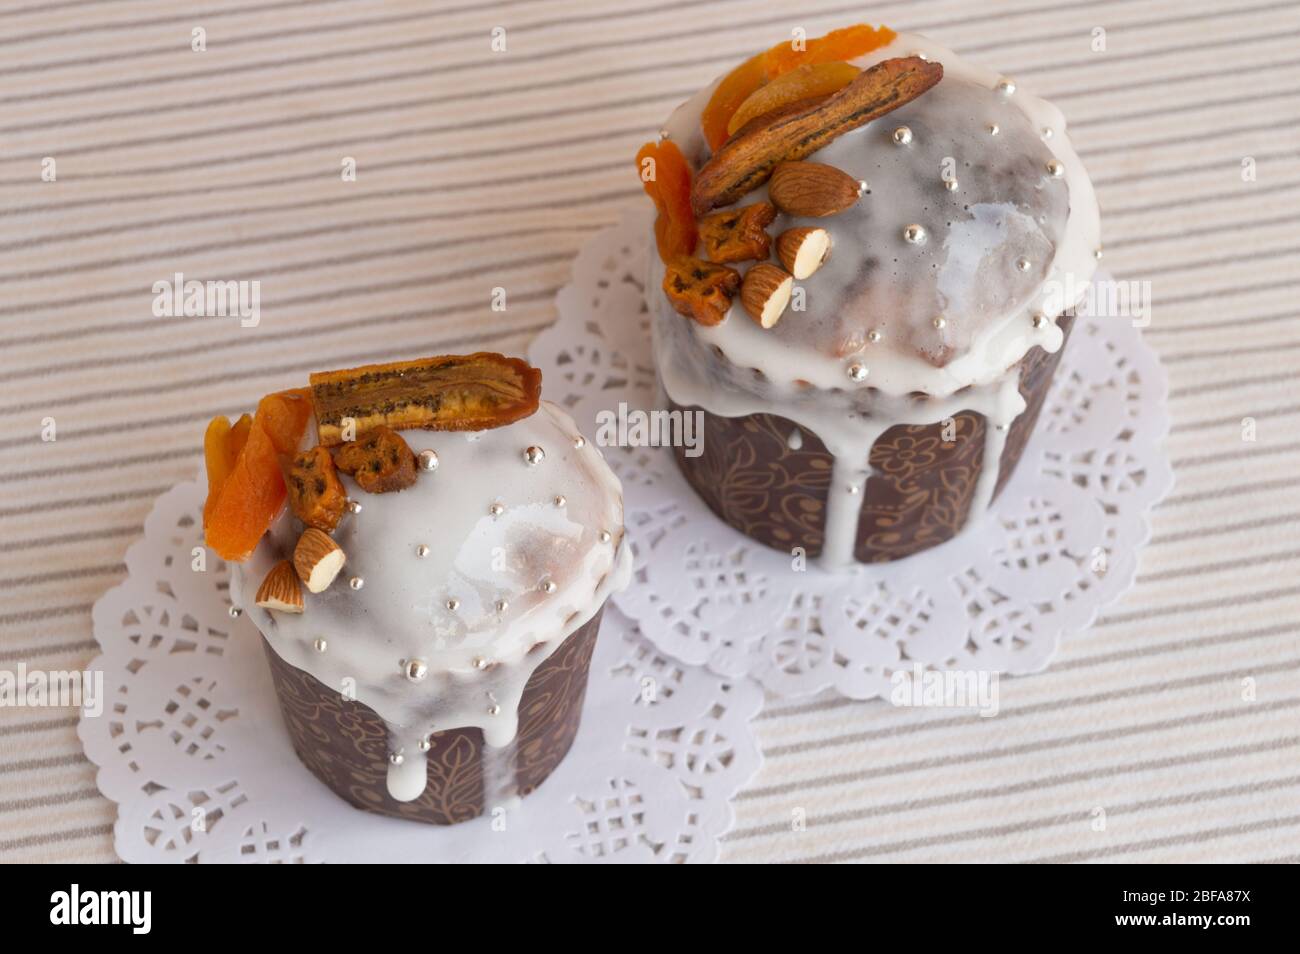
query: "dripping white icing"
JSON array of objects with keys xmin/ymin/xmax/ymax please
[
  {"xmin": 649, "ymin": 32, "xmax": 1100, "ymax": 569},
  {"xmin": 233, "ymin": 401, "xmax": 631, "ymax": 801}
]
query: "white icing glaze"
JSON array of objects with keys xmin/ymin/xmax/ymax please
[
  {"xmin": 649, "ymin": 31, "xmax": 1101, "ymax": 569},
  {"xmin": 231, "ymin": 401, "xmax": 630, "ymax": 802}
]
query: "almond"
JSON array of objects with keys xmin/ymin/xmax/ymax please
[
  {"xmin": 776, "ymin": 227, "xmax": 832, "ymax": 279},
  {"xmin": 740, "ymin": 263, "xmax": 794, "ymax": 329},
  {"xmin": 768, "ymin": 162, "xmax": 863, "ymax": 217},
  {"xmin": 293, "ymin": 528, "xmax": 346, "ymax": 594},
  {"xmin": 256, "ymin": 560, "xmax": 304, "ymax": 614}
]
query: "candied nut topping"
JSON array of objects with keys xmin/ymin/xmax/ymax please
[
  {"xmin": 663, "ymin": 256, "xmax": 741, "ymax": 326},
  {"xmin": 691, "ymin": 56, "xmax": 942, "ymax": 215},
  {"xmin": 283, "ymin": 446, "xmax": 347, "ymax": 531},
  {"xmin": 698, "ymin": 201, "xmax": 776, "ymax": 264},
  {"xmin": 333, "ymin": 425, "xmax": 418, "ymax": 494}
]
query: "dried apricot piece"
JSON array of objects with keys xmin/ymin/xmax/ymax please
[
  {"xmin": 227, "ymin": 413, "xmax": 252, "ymax": 462},
  {"xmin": 662, "ymin": 256, "xmax": 741, "ymax": 326},
  {"xmin": 701, "ymin": 50, "xmax": 768, "ymax": 152},
  {"xmin": 202, "ymin": 412, "xmax": 252, "ymax": 524},
  {"xmin": 698, "ymin": 201, "xmax": 776, "ymax": 264},
  {"xmin": 283, "ymin": 446, "xmax": 348, "ymax": 530},
  {"xmin": 727, "ymin": 62, "xmax": 860, "ymax": 136},
  {"xmin": 762, "ymin": 23, "xmax": 896, "ymax": 78},
  {"xmin": 699, "ymin": 24, "xmax": 896, "ymax": 151},
  {"xmin": 635, "ymin": 140, "xmax": 697, "ymax": 262},
  {"xmin": 310, "ymin": 353, "xmax": 542, "ymax": 446},
  {"xmin": 334, "ymin": 426, "xmax": 417, "ymax": 494},
  {"xmin": 203, "ymin": 389, "xmax": 312, "ymax": 562}
]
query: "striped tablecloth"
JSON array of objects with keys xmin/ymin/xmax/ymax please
[{"xmin": 2, "ymin": 0, "xmax": 1297, "ymax": 863}]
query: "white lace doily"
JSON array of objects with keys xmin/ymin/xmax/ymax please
[
  {"xmin": 81, "ymin": 479, "xmax": 762, "ymax": 863},
  {"xmin": 529, "ymin": 208, "xmax": 1173, "ymax": 700}
]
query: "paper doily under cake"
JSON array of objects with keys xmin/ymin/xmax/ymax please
[
  {"xmin": 528, "ymin": 208, "xmax": 1173, "ymax": 700},
  {"xmin": 81, "ymin": 480, "xmax": 762, "ymax": 863}
]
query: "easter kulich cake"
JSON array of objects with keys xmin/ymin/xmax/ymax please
[
  {"xmin": 203, "ymin": 353, "xmax": 630, "ymax": 825},
  {"xmin": 637, "ymin": 25, "xmax": 1101, "ymax": 568}
]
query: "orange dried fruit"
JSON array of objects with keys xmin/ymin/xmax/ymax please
[
  {"xmin": 203, "ymin": 389, "xmax": 312, "ymax": 562},
  {"xmin": 698, "ymin": 201, "xmax": 776, "ymax": 264},
  {"xmin": 227, "ymin": 413, "xmax": 252, "ymax": 462},
  {"xmin": 761, "ymin": 23, "xmax": 896, "ymax": 78},
  {"xmin": 283, "ymin": 446, "xmax": 348, "ymax": 530},
  {"xmin": 701, "ymin": 50, "xmax": 768, "ymax": 152},
  {"xmin": 662, "ymin": 256, "xmax": 741, "ymax": 326},
  {"xmin": 635, "ymin": 139, "xmax": 697, "ymax": 263},
  {"xmin": 310, "ymin": 352, "xmax": 542, "ymax": 446},
  {"xmin": 726, "ymin": 62, "xmax": 860, "ymax": 136},
  {"xmin": 202, "ymin": 412, "xmax": 254, "ymax": 524},
  {"xmin": 700, "ymin": 23, "xmax": 896, "ymax": 151},
  {"xmin": 333, "ymin": 426, "xmax": 417, "ymax": 494}
]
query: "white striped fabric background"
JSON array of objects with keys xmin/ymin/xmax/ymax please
[{"xmin": 0, "ymin": 0, "xmax": 1297, "ymax": 863}]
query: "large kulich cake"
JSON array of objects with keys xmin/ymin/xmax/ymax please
[
  {"xmin": 203, "ymin": 354, "xmax": 630, "ymax": 824},
  {"xmin": 637, "ymin": 26, "xmax": 1101, "ymax": 569}
]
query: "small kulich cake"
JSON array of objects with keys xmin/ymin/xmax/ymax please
[
  {"xmin": 637, "ymin": 26, "xmax": 1101, "ymax": 568},
  {"xmin": 204, "ymin": 353, "xmax": 630, "ymax": 824}
]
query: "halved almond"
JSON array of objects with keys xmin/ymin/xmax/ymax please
[
  {"xmin": 293, "ymin": 528, "xmax": 346, "ymax": 594},
  {"xmin": 256, "ymin": 560, "xmax": 304, "ymax": 613},
  {"xmin": 741, "ymin": 263, "xmax": 794, "ymax": 329},
  {"xmin": 776, "ymin": 227, "xmax": 832, "ymax": 279}
]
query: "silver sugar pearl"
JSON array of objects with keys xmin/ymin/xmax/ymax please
[
  {"xmin": 349, "ymin": 576, "xmax": 364, "ymax": 590},
  {"xmin": 472, "ymin": 656, "xmax": 489, "ymax": 670},
  {"xmin": 415, "ymin": 544, "xmax": 430, "ymax": 558},
  {"xmin": 313, "ymin": 637, "xmax": 328, "ymax": 653},
  {"xmin": 489, "ymin": 502, "xmax": 505, "ymax": 516},
  {"xmin": 494, "ymin": 598, "xmax": 509, "ymax": 613},
  {"xmin": 389, "ymin": 751, "xmax": 405, "ymax": 766},
  {"xmin": 405, "ymin": 658, "xmax": 428, "ymax": 681},
  {"xmin": 539, "ymin": 578, "xmax": 557, "ymax": 594},
  {"xmin": 487, "ymin": 704, "xmax": 501, "ymax": 717},
  {"xmin": 903, "ymin": 224, "xmax": 927, "ymax": 245},
  {"xmin": 553, "ymin": 494, "xmax": 567, "ymax": 508},
  {"xmin": 987, "ymin": 123, "xmax": 1000, "ymax": 136},
  {"xmin": 944, "ymin": 177, "xmax": 959, "ymax": 192},
  {"xmin": 891, "ymin": 125, "xmax": 913, "ymax": 145},
  {"xmin": 932, "ymin": 316, "xmax": 948, "ymax": 329},
  {"xmin": 418, "ymin": 736, "xmax": 432, "ymax": 752},
  {"xmin": 228, "ymin": 606, "xmax": 242, "ymax": 619},
  {"xmin": 847, "ymin": 484, "xmax": 860, "ymax": 496},
  {"xmin": 1032, "ymin": 313, "xmax": 1050, "ymax": 329},
  {"xmin": 1041, "ymin": 127, "xmax": 1054, "ymax": 140},
  {"xmin": 445, "ymin": 597, "xmax": 460, "ymax": 611},
  {"xmin": 573, "ymin": 436, "xmax": 586, "ymax": 449},
  {"xmin": 1016, "ymin": 257, "xmax": 1032, "ymax": 272},
  {"xmin": 417, "ymin": 449, "xmax": 439, "ymax": 472},
  {"xmin": 1046, "ymin": 160, "xmax": 1065, "ymax": 178},
  {"xmin": 996, "ymin": 78, "xmax": 1016, "ymax": 95},
  {"xmin": 847, "ymin": 363, "xmax": 868, "ymax": 382},
  {"xmin": 867, "ymin": 329, "xmax": 882, "ymax": 343},
  {"xmin": 1094, "ymin": 247, "xmax": 1104, "ymax": 260},
  {"xmin": 524, "ymin": 445, "xmax": 546, "ymax": 466},
  {"xmin": 599, "ymin": 530, "xmax": 612, "ymax": 544},
  {"xmin": 346, "ymin": 499, "xmax": 363, "ymax": 514}
]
